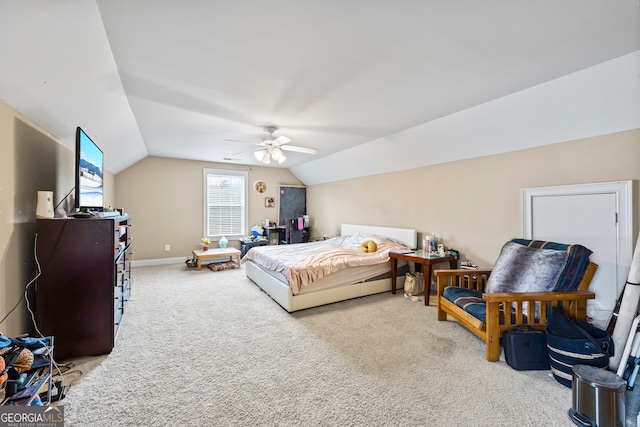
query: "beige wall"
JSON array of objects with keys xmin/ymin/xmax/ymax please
[
  {"xmin": 115, "ymin": 129, "xmax": 639, "ymax": 269},
  {"xmin": 114, "ymin": 157, "xmax": 303, "ymax": 260},
  {"xmin": 2, "ymin": 92, "xmax": 638, "ymax": 335},
  {"xmin": 308, "ymin": 130, "xmax": 640, "ymax": 268},
  {"xmin": 0, "ymin": 102, "xmax": 114, "ymax": 336}
]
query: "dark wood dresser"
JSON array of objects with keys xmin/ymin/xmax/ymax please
[{"xmin": 34, "ymin": 215, "xmax": 132, "ymax": 359}]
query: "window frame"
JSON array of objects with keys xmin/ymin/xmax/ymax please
[{"xmin": 202, "ymin": 168, "xmax": 248, "ymax": 241}]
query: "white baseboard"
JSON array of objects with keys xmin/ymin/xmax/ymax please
[
  {"xmin": 132, "ymin": 256, "xmax": 242, "ymax": 268},
  {"xmin": 131, "ymin": 257, "xmax": 186, "ymax": 267}
]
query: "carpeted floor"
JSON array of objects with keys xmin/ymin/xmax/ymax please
[{"xmin": 58, "ymin": 263, "xmax": 594, "ymax": 426}]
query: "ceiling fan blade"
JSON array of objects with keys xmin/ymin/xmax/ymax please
[
  {"xmin": 232, "ymin": 146, "xmax": 265, "ymax": 156},
  {"xmin": 226, "ymin": 138, "xmax": 270, "ymax": 148},
  {"xmin": 272, "ymin": 135, "xmax": 291, "ymax": 145},
  {"xmin": 280, "ymin": 145, "xmax": 317, "ymax": 155}
]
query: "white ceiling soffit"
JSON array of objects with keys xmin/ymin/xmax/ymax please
[
  {"xmin": 292, "ymin": 51, "xmax": 640, "ymax": 185},
  {"xmin": 0, "ymin": 1, "xmax": 148, "ymax": 173},
  {"xmin": 0, "ymin": 1, "xmax": 638, "ymax": 182}
]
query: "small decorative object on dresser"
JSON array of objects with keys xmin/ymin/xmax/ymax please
[{"xmin": 35, "ymin": 190, "xmax": 54, "ymax": 219}]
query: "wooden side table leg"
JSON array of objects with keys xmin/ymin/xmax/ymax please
[
  {"xmin": 424, "ymin": 263, "xmax": 433, "ymax": 306},
  {"xmin": 390, "ymin": 258, "xmax": 398, "ymax": 294},
  {"xmin": 197, "ymin": 257, "xmax": 202, "ymax": 271}
]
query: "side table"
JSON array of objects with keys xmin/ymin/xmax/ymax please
[{"xmin": 389, "ymin": 250, "xmax": 457, "ymax": 305}]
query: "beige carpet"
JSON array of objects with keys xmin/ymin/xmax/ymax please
[{"xmin": 59, "ymin": 263, "xmax": 577, "ymax": 426}]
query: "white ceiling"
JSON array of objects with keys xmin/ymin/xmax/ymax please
[{"xmin": 1, "ymin": 1, "xmax": 639, "ymax": 184}]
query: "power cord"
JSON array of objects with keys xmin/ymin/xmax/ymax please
[
  {"xmin": 25, "ymin": 233, "xmax": 65, "ymax": 381},
  {"xmin": 1, "ymin": 233, "xmax": 64, "ymax": 382},
  {"xmin": 53, "ymin": 186, "xmax": 74, "ymax": 213},
  {"xmin": 25, "ymin": 234, "xmax": 45, "ymax": 339},
  {"xmin": 3, "ymin": 227, "xmax": 88, "ymax": 402}
]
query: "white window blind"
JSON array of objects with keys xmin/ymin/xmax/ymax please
[{"xmin": 203, "ymin": 169, "xmax": 247, "ymax": 239}]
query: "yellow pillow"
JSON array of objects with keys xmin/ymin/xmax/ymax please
[{"xmin": 358, "ymin": 240, "xmax": 377, "ymax": 253}]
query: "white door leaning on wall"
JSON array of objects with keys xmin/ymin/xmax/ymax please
[{"xmin": 522, "ymin": 180, "xmax": 633, "ymax": 330}]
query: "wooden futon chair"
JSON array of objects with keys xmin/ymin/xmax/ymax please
[{"xmin": 436, "ymin": 239, "xmax": 598, "ymax": 362}]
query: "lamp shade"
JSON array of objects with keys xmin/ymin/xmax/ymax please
[
  {"xmin": 254, "ymin": 150, "xmax": 265, "ymax": 161},
  {"xmin": 36, "ymin": 191, "xmax": 54, "ymax": 219},
  {"xmin": 254, "ymin": 150, "xmax": 270, "ymax": 163},
  {"xmin": 271, "ymin": 148, "xmax": 286, "ymax": 164},
  {"xmin": 271, "ymin": 147, "xmax": 284, "ymax": 161}
]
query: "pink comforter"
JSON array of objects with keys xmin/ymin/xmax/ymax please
[{"xmin": 243, "ymin": 233, "xmax": 410, "ymax": 294}]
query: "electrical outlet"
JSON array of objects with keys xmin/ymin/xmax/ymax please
[{"xmin": 165, "ymin": 244, "xmax": 170, "ymax": 251}]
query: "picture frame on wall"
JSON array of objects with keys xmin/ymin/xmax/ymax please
[
  {"xmin": 265, "ymin": 197, "xmax": 275, "ymax": 208},
  {"xmin": 254, "ymin": 180, "xmax": 267, "ymax": 193}
]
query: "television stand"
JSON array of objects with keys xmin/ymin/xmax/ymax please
[{"xmin": 35, "ymin": 215, "xmax": 132, "ymax": 359}]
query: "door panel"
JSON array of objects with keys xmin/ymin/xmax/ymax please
[
  {"xmin": 523, "ymin": 181, "xmax": 633, "ymax": 329},
  {"xmin": 531, "ymin": 193, "xmax": 618, "ymax": 324}
]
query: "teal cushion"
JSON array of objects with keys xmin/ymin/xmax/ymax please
[
  {"xmin": 443, "ymin": 287, "xmax": 487, "ymax": 322},
  {"xmin": 443, "ymin": 286, "xmax": 483, "ymax": 300},
  {"xmin": 443, "ymin": 286, "xmax": 521, "ymax": 324}
]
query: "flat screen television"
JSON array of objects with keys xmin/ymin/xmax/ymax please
[{"xmin": 74, "ymin": 127, "xmax": 104, "ymax": 212}]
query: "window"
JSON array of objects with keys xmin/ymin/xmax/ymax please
[{"xmin": 203, "ymin": 169, "xmax": 248, "ymax": 240}]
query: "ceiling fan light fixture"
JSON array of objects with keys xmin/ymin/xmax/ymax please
[
  {"xmin": 271, "ymin": 147, "xmax": 284, "ymax": 161},
  {"xmin": 235, "ymin": 126, "xmax": 314, "ymax": 165},
  {"xmin": 254, "ymin": 149, "xmax": 268, "ymax": 163}
]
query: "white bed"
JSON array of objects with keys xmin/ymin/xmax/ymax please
[{"xmin": 244, "ymin": 224, "xmax": 417, "ymax": 312}]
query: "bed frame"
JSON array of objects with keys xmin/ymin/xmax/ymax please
[{"xmin": 245, "ymin": 224, "xmax": 417, "ymax": 312}]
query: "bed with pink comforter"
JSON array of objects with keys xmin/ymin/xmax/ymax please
[{"xmin": 243, "ymin": 233, "xmax": 411, "ymax": 295}]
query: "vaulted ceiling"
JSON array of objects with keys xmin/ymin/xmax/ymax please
[{"xmin": 1, "ymin": 1, "xmax": 639, "ymax": 185}]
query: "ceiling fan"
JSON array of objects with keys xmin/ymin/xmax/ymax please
[{"xmin": 231, "ymin": 126, "xmax": 317, "ymax": 164}]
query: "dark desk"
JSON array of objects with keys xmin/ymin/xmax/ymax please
[
  {"xmin": 389, "ymin": 250, "xmax": 457, "ymax": 306},
  {"xmin": 264, "ymin": 227, "xmax": 286, "ymax": 245},
  {"xmin": 240, "ymin": 239, "xmax": 268, "ymax": 257}
]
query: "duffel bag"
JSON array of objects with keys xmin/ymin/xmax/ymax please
[{"xmin": 546, "ymin": 307, "xmax": 614, "ymax": 388}]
